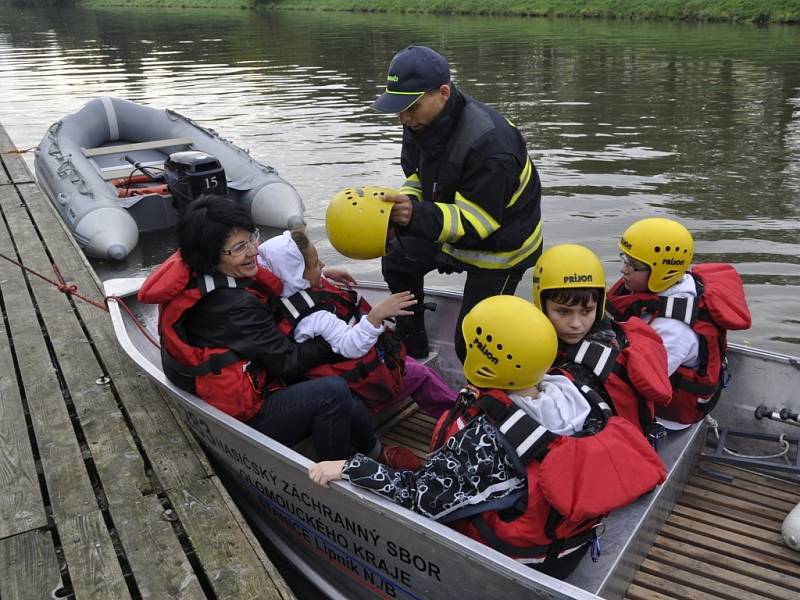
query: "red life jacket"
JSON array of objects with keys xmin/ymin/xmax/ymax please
[
  {"xmin": 138, "ymin": 251, "xmax": 284, "ymax": 421},
  {"xmin": 552, "ymin": 318, "xmax": 672, "ymax": 438},
  {"xmin": 430, "ymin": 385, "xmax": 665, "ymax": 568},
  {"xmin": 607, "ymin": 263, "xmax": 751, "ymax": 424},
  {"xmin": 271, "ymin": 279, "xmax": 406, "ymax": 414}
]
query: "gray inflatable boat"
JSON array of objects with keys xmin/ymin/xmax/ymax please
[{"xmin": 34, "ymin": 97, "xmax": 305, "ymax": 260}]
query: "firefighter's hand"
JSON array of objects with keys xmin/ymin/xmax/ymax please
[
  {"xmin": 368, "ymin": 291, "xmax": 416, "ymax": 327},
  {"xmin": 385, "ymin": 194, "xmax": 414, "ymax": 227},
  {"xmin": 309, "ymin": 460, "xmax": 346, "ymax": 488},
  {"xmin": 323, "ymin": 267, "xmax": 356, "ymax": 288}
]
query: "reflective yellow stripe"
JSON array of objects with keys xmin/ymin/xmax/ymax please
[
  {"xmin": 435, "ymin": 203, "xmax": 465, "ymax": 243},
  {"xmin": 506, "ymin": 158, "xmax": 532, "ymax": 208},
  {"xmin": 442, "ymin": 222, "xmax": 543, "ymax": 269},
  {"xmin": 400, "ymin": 173, "xmax": 423, "ymax": 200},
  {"xmin": 454, "ymin": 193, "xmax": 500, "ymax": 239}
]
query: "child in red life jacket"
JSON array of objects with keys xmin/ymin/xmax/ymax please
[
  {"xmin": 608, "ymin": 218, "xmax": 751, "ymax": 429},
  {"xmin": 532, "ymin": 244, "xmax": 672, "ymax": 442},
  {"xmin": 258, "ymin": 230, "xmax": 457, "ymax": 417},
  {"xmin": 309, "ymin": 296, "xmax": 665, "ymax": 580}
]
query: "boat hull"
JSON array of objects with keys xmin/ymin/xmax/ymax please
[{"xmin": 104, "ymin": 278, "xmax": 800, "ymax": 599}]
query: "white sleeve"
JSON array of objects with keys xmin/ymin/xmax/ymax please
[
  {"xmin": 293, "ymin": 313, "xmax": 384, "ymax": 359},
  {"xmin": 650, "ymin": 317, "xmax": 700, "ymax": 375}
]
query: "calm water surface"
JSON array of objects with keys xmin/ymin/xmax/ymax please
[{"xmin": 1, "ymin": 6, "xmax": 799, "ymax": 359}]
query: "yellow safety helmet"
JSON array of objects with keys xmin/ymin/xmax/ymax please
[
  {"xmin": 325, "ymin": 186, "xmax": 397, "ymax": 259},
  {"xmin": 462, "ymin": 296, "xmax": 558, "ymax": 391},
  {"xmin": 532, "ymin": 244, "xmax": 606, "ymax": 323},
  {"xmin": 619, "ymin": 217, "xmax": 694, "ymax": 292}
]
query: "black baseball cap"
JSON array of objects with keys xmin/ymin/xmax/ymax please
[{"xmin": 372, "ymin": 45, "xmax": 451, "ymax": 113}]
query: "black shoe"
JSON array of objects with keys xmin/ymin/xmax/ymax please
[{"xmin": 399, "ymin": 329, "xmax": 429, "ymax": 359}]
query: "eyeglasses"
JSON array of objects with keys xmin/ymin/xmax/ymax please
[
  {"xmin": 221, "ymin": 229, "xmax": 260, "ymax": 256},
  {"xmin": 619, "ymin": 253, "xmax": 650, "ymax": 272}
]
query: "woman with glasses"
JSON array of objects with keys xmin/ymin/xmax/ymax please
[{"xmin": 138, "ymin": 195, "xmax": 417, "ymax": 465}]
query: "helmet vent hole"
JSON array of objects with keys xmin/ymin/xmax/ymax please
[
  {"xmin": 654, "ymin": 246, "xmax": 661, "ymax": 253},
  {"xmin": 507, "ymin": 354, "xmax": 513, "ymax": 360},
  {"xmin": 351, "ymin": 202, "xmax": 357, "ymax": 206},
  {"xmin": 666, "ymin": 245, "xmax": 671, "ymax": 251},
  {"xmin": 508, "ymin": 381, "xmax": 515, "ymax": 386},
  {"xmin": 497, "ymin": 344, "xmax": 503, "ymax": 351},
  {"xmin": 515, "ymin": 364, "xmax": 521, "ymax": 369},
  {"xmin": 476, "ymin": 327, "xmax": 482, "ymax": 336},
  {"xmin": 486, "ymin": 335, "xmax": 493, "ymax": 342}
]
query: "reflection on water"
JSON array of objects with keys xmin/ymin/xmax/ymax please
[{"xmin": 1, "ymin": 6, "xmax": 798, "ymax": 354}]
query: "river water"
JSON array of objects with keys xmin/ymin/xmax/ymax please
[{"xmin": 1, "ymin": 7, "xmax": 798, "ymax": 351}]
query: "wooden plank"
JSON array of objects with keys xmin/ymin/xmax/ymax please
[
  {"xmin": 0, "ymin": 298, "xmax": 47, "ymax": 538},
  {"xmin": 0, "ymin": 151, "xmax": 34, "ymax": 184},
  {"xmin": 211, "ymin": 474, "xmax": 296, "ymax": 600},
  {"xmin": 83, "ymin": 137, "xmax": 192, "ymax": 157},
  {"xmin": 630, "ymin": 569, "xmax": 730, "ymax": 600},
  {"xmin": 626, "ymin": 581, "xmax": 684, "ymax": 600},
  {"xmin": 167, "ymin": 477, "xmax": 291, "ymax": 600},
  {"xmin": 677, "ymin": 496, "xmax": 782, "ymax": 534},
  {"xmin": 659, "ymin": 522, "xmax": 800, "ymax": 577},
  {"xmin": 0, "ymin": 528, "xmax": 62, "ymax": 600},
  {"xmin": 670, "ymin": 504, "xmax": 788, "ymax": 547},
  {"xmin": 14, "ymin": 181, "xmax": 210, "ymax": 491},
  {"xmin": 638, "ymin": 556, "xmax": 773, "ymax": 600},
  {"xmin": 0, "ymin": 163, "xmax": 9, "ymax": 185},
  {"xmin": 107, "ymin": 493, "xmax": 205, "ymax": 599},
  {"xmin": 649, "ymin": 543, "xmax": 795, "ymax": 600},
  {"xmin": 0, "ymin": 185, "xmax": 96, "ymax": 523},
  {"xmin": 679, "ymin": 483, "xmax": 787, "ymax": 523},
  {"xmin": 690, "ymin": 476, "xmax": 796, "ymax": 513},
  {"xmin": 59, "ymin": 510, "xmax": 131, "ymax": 599},
  {"xmin": 701, "ymin": 464, "xmax": 800, "ymax": 503},
  {"xmin": 0, "ymin": 186, "xmax": 151, "ymax": 501},
  {"xmin": 4, "ymin": 183, "xmax": 234, "ymax": 595},
  {"xmin": 666, "ymin": 512, "xmax": 798, "ymax": 565}
]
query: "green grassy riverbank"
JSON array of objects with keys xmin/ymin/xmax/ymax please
[{"xmin": 77, "ymin": 0, "xmax": 800, "ymax": 24}]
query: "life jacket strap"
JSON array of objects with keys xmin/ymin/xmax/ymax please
[
  {"xmin": 478, "ymin": 395, "xmax": 557, "ymax": 464},
  {"xmin": 469, "ymin": 513, "xmax": 598, "ymax": 560},
  {"xmin": 162, "ymin": 347, "xmax": 241, "ymax": 377},
  {"xmin": 566, "ymin": 340, "xmax": 619, "ymax": 382},
  {"xmin": 657, "ymin": 295, "xmax": 698, "ymax": 326}
]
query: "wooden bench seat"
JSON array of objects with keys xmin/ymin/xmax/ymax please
[{"xmin": 82, "ymin": 137, "xmax": 193, "ymax": 158}]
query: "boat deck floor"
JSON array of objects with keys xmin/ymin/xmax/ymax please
[{"xmin": 379, "ymin": 403, "xmax": 800, "ymax": 600}]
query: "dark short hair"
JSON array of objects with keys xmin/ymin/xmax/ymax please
[
  {"xmin": 542, "ymin": 288, "xmax": 601, "ymax": 309},
  {"xmin": 177, "ymin": 195, "xmax": 255, "ymax": 274}
]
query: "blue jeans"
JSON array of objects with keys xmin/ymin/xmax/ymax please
[{"xmin": 246, "ymin": 376, "xmax": 377, "ymax": 460}]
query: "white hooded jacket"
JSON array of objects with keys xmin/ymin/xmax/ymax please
[
  {"xmin": 645, "ymin": 273, "xmax": 700, "ymax": 376},
  {"xmin": 509, "ymin": 374, "xmax": 591, "ymax": 435},
  {"xmin": 257, "ymin": 232, "xmax": 382, "ymax": 359}
]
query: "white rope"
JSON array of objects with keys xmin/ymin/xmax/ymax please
[{"xmin": 704, "ymin": 416, "xmax": 792, "ymax": 460}]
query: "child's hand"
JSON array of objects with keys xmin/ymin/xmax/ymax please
[
  {"xmin": 368, "ymin": 291, "xmax": 416, "ymax": 327},
  {"xmin": 309, "ymin": 460, "xmax": 346, "ymax": 488},
  {"xmin": 322, "ymin": 267, "xmax": 356, "ymax": 288}
]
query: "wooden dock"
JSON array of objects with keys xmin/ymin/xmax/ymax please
[{"xmin": 0, "ymin": 124, "xmax": 295, "ymax": 599}]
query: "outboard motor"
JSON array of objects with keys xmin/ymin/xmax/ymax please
[{"xmin": 164, "ymin": 151, "xmax": 228, "ymax": 213}]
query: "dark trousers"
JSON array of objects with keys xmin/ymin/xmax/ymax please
[
  {"xmin": 246, "ymin": 376, "xmax": 377, "ymax": 461},
  {"xmin": 382, "ymin": 237, "xmax": 530, "ymax": 362}
]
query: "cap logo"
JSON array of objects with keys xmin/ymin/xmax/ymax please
[
  {"xmin": 620, "ymin": 237, "xmax": 632, "ymax": 250},
  {"xmin": 563, "ymin": 273, "xmax": 593, "ymax": 284},
  {"xmin": 387, "ymin": 74, "xmax": 399, "ymax": 82}
]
